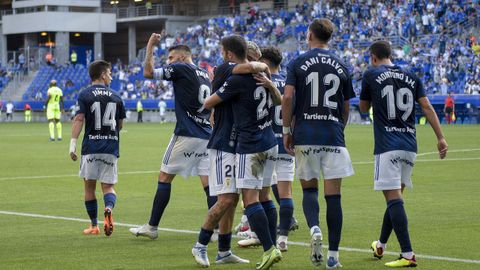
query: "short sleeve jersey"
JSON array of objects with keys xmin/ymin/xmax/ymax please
[
  {"xmin": 76, "ymin": 84, "xmax": 126, "ymax": 157},
  {"xmin": 360, "ymin": 65, "xmax": 426, "ymax": 154},
  {"xmin": 154, "ymin": 62, "xmax": 212, "ymax": 140},
  {"xmin": 216, "ymin": 74, "xmax": 277, "ymax": 154},
  {"xmin": 207, "ymin": 62, "xmax": 237, "ymax": 153},
  {"xmin": 270, "ymin": 73, "xmax": 287, "ymax": 154},
  {"xmin": 47, "ymin": 86, "xmax": 63, "ymax": 109},
  {"xmin": 286, "ymin": 48, "xmax": 355, "ymax": 147}
]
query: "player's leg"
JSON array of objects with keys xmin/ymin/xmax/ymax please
[
  {"xmin": 276, "ymin": 180, "xmax": 293, "ymax": 251},
  {"xmin": 54, "ymin": 107, "xmax": 62, "ymax": 140},
  {"xmin": 200, "ymin": 174, "xmax": 218, "ymax": 211},
  {"xmin": 48, "ymin": 116, "xmax": 55, "ymax": 141},
  {"xmin": 384, "ymin": 151, "xmax": 417, "ymax": 267},
  {"xmin": 101, "ymin": 183, "xmax": 116, "ymax": 236},
  {"xmin": 83, "ymin": 179, "xmax": 100, "ymax": 235},
  {"xmin": 324, "ymin": 178, "xmax": 343, "ymax": 269}
]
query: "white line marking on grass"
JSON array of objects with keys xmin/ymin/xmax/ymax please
[
  {"xmin": 0, "ymin": 210, "xmax": 479, "ymax": 265},
  {"xmin": 417, "ymin": 148, "xmax": 480, "ymax": 157},
  {"xmin": 2, "ymin": 156, "xmax": 479, "ymax": 181}
]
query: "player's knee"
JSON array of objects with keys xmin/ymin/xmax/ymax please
[
  {"xmin": 158, "ymin": 171, "xmax": 175, "ymax": 183},
  {"xmin": 218, "ymin": 195, "xmax": 237, "ymax": 208}
]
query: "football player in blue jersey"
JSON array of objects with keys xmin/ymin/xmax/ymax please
[
  {"xmin": 69, "ymin": 60, "xmax": 126, "ymax": 237},
  {"xmin": 202, "ymin": 42, "xmax": 283, "ymax": 270},
  {"xmin": 282, "ymin": 18, "xmax": 355, "ymax": 269},
  {"xmin": 359, "ymin": 40, "xmax": 448, "ymax": 268},
  {"xmin": 260, "ymin": 46, "xmax": 296, "ymax": 252},
  {"xmin": 129, "ymin": 33, "xmax": 216, "ymax": 240},
  {"xmin": 192, "ymin": 36, "xmax": 280, "ymax": 268}
]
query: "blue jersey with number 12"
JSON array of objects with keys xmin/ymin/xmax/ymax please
[{"xmin": 286, "ymin": 48, "xmax": 355, "ymax": 147}]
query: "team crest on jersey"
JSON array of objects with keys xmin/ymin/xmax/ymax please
[{"xmin": 164, "ymin": 67, "xmax": 174, "ymax": 79}]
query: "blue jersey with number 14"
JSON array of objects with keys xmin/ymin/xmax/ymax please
[
  {"xmin": 76, "ymin": 84, "xmax": 126, "ymax": 157},
  {"xmin": 286, "ymin": 48, "xmax": 355, "ymax": 147}
]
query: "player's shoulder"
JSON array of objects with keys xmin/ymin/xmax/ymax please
[
  {"xmin": 214, "ymin": 61, "xmax": 236, "ymax": 75},
  {"xmin": 272, "ymin": 73, "xmax": 285, "ymax": 81}
]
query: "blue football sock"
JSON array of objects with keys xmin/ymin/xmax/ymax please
[
  {"xmin": 279, "ymin": 198, "xmax": 294, "ymax": 236},
  {"xmin": 218, "ymin": 233, "xmax": 232, "ymax": 252},
  {"xmin": 271, "ymin": 184, "xmax": 281, "ymax": 205},
  {"xmin": 148, "ymin": 182, "xmax": 171, "ymax": 227},
  {"xmin": 245, "ymin": 202, "xmax": 274, "ymax": 251},
  {"xmin": 104, "ymin": 193, "xmax": 116, "ymax": 209},
  {"xmin": 325, "ymin": 194, "xmax": 342, "ymax": 251},
  {"xmin": 379, "ymin": 207, "xmax": 392, "ymax": 244},
  {"xmin": 387, "ymin": 199, "xmax": 413, "ymax": 253},
  {"xmin": 85, "ymin": 199, "xmax": 98, "ymax": 226},
  {"xmin": 198, "ymin": 227, "xmax": 214, "ymax": 246},
  {"xmin": 203, "ymin": 186, "xmax": 217, "ymax": 210},
  {"xmin": 302, "ymin": 188, "xmax": 319, "ymax": 228},
  {"xmin": 261, "ymin": 200, "xmax": 277, "ymax": 244}
]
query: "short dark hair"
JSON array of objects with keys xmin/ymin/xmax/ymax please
[
  {"xmin": 369, "ymin": 40, "xmax": 392, "ymax": 60},
  {"xmin": 221, "ymin": 35, "xmax": 247, "ymax": 60},
  {"xmin": 260, "ymin": 46, "xmax": 283, "ymax": 68},
  {"xmin": 309, "ymin": 18, "xmax": 335, "ymax": 42},
  {"xmin": 168, "ymin": 45, "xmax": 191, "ymax": 55},
  {"xmin": 89, "ymin": 60, "xmax": 111, "ymax": 81}
]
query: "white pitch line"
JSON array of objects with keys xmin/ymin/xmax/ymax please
[
  {"xmin": 417, "ymin": 148, "xmax": 480, "ymax": 157},
  {"xmin": 1, "ymin": 156, "xmax": 479, "ymax": 181},
  {"xmin": 0, "ymin": 210, "xmax": 479, "ymax": 265}
]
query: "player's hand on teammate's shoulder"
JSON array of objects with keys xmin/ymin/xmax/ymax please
[
  {"xmin": 253, "ymin": 73, "xmax": 273, "ymax": 88},
  {"xmin": 437, "ymin": 138, "xmax": 448, "ymax": 159}
]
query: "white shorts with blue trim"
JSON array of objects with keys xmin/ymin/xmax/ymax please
[
  {"xmin": 236, "ymin": 145, "xmax": 278, "ymax": 190},
  {"xmin": 374, "ymin": 150, "xmax": 416, "ymax": 190},
  {"xmin": 79, "ymin": 154, "xmax": 118, "ymax": 184},
  {"xmin": 160, "ymin": 135, "xmax": 209, "ymax": 178},
  {"xmin": 295, "ymin": 145, "xmax": 354, "ymax": 180},
  {"xmin": 271, "ymin": 154, "xmax": 295, "ymax": 185},
  {"xmin": 208, "ymin": 150, "xmax": 238, "ymax": 196}
]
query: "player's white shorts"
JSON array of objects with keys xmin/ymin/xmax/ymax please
[
  {"xmin": 236, "ymin": 145, "xmax": 278, "ymax": 190},
  {"xmin": 79, "ymin": 154, "xmax": 118, "ymax": 184},
  {"xmin": 374, "ymin": 150, "xmax": 416, "ymax": 191},
  {"xmin": 208, "ymin": 150, "xmax": 238, "ymax": 196},
  {"xmin": 295, "ymin": 145, "xmax": 354, "ymax": 180},
  {"xmin": 160, "ymin": 135, "xmax": 209, "ymax": 178},
  {"xmin": 271, "ymin": 154, "xmax": 295, "ymax": 185}
]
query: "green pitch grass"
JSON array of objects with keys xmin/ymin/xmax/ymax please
[{"xmin": 0, "ymin": 122, "xmax": 479, "ymax": 270}]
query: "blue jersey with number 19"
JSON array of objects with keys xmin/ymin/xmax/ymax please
[
  {"xmin": 286, "ymin": 48, "xmax": 355, "ymax": 147},
  {"xmin": 360, "ymin": 65, "xmax": 425, "ymax": 154},
  {"xmin": 154, "ymin": 62, "xmax": 212, "ymax": 140},
  {"xmin": 216, "ymin": 74, "xmax": 277, "ymax": 154},
  {"xmin": 76, "ymin": 84, "xmax": 126, "ymax": 157}
]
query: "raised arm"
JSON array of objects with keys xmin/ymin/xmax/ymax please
[
  {"xmin": 418, "ymin": 97, "xmax": 448, "ymax": 159},
  {"xmin": 144, "ymin": 33, "xmax": 161, "ymax": 79}
]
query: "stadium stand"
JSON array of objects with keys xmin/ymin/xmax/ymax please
[{"xmin": 3, "ymin": 0, "xmax": 479, "ymax": 123}]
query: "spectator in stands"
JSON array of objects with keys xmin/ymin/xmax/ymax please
[
  {"xmin": 86, "ymin": 49, "xmax": 92, "ymax": 67},
  {"xmin": 5, "ymin": 100, "xmax": 14, "ymax": 121},
  {"xmin": 444, "ymin": 92, "xmax": 455, "ymax": 124},
  {"xmin": 24, "ymin": 103, "xmax": 32, "ymax": 123},
  {"xmin": 71, "ymin": 50, "xmax": 77, "ymax": 65},
  {"xmin": 136, "ymin": 99, "xmax": 143, "ymax": 123},
  {"xmin": 19, "ymin": 52, "xmax": 26, "ymax": 75},
  {"xmin": 158, "ymin": 97, "xmax": 166, "ymax": 123},
  {"xmin": 45, "ymin": 52, "xmax": 54, "ymax": 66}
]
